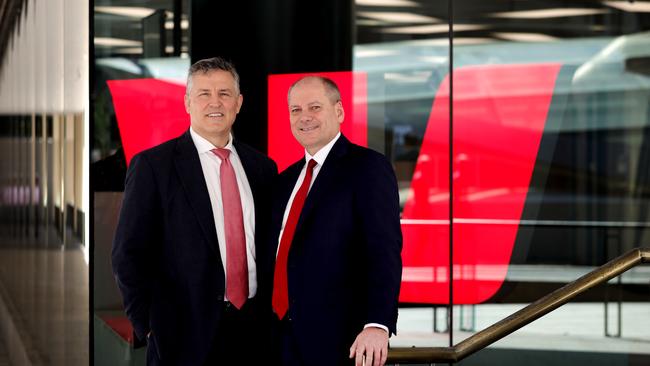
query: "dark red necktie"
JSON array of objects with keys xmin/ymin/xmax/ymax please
[
  {"xmin": 273, "ymin": 159, "xmax": 317, "ymax": 319},
  {"xmin": 212, "ymin": 148, "xmax": 248, "ymax": 309}
]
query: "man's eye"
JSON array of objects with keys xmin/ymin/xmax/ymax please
[{"xmin": 291, "ymin": 108, "xmax": 300, "ymax": 113}]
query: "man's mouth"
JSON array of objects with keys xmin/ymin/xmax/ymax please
[
  {"xmin": 206, "ymin": 112, "xmax": 224, "ymax": 117},
  {"xmin": 300, "ymin": 125, "xmax": 318, "ymax": 132}
]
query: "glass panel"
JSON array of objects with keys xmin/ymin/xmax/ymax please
[
  {"xmin": 355, "ymin": 0, "xmax": 650, "ymax": 359},
  {"xmin": 354, "ymin": 0, "xmax": 452, "ymax": 346},
  {"xmin": 92, "ymin": 2, "xmax": 191, "ymax": 364},
  {"xmin": 452, "ymin": 0, "xmax": 650, "ymax": 359},
  {"xmin": 92, "ymin": 0, "xmax": 190, "ymax": 191}
]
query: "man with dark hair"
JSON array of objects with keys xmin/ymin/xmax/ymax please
[
  {"xmin": 270, "ymin": 75, "xmax": 402, "ymax": 366},
  {"xmin": 112, "ymin": 57, "xmax": 277, "ymax": 365}
]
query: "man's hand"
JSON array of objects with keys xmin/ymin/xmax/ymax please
[{"xmin": 349, "ymin": 327, "xmax": 389, "ymax": 366}]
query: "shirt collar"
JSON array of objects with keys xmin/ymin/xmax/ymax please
[
  {"xmin": 190, "ymin": 127, "xmax": 234, "ymax": 154},
  {"xmin": 305, "ymin": 132, "xmax": 341, "ymax": 167}
]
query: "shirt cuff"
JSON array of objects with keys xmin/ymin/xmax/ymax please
[{"xmin": 364, "ymin": 323, "xmax": 389, "ymax": 333}]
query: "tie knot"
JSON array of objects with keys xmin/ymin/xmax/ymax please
[
  {"xmin": 212, "ymin": 148, "xmax": 230, "ymax": 161},
  {"xmin": 306, "ymin": 159, "xmax": 317, "ymax": 171}
]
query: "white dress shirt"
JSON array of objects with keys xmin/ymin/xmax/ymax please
[
  {"xmin": 190, "ymin": 127, "xmax": 257, "ymax": 300},
  {"xmin": 278, "ymin": 132, "xmax": 342, "ymax": 236},
  {"xmin": 278, "ymin": 132, "xmax": 388, "ymax": 334}
]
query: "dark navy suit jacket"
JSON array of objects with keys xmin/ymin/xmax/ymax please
[
  {"xmin": 112, "ymin": 129, "xmax": 277, "ymax": 365},
  {"xmin": 269, "ymin": 134, "xmax": 402, "ymax": 365}
]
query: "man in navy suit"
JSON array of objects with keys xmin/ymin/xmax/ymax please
[
  {"xmin": 112, "ymin": 57, "xmax": 277, "ymax": 365},
  {"xmin": 270, "ymin": 76, "xmax": 402, "ymax": 366}
]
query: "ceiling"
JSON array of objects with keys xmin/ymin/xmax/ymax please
[
  {"xmin": 3, "ymin": 0, "xmax": 649, "ymax": 61},
  {"xmin": 354, "ymin": 0, "xmax": 650, "ymax": 44}
]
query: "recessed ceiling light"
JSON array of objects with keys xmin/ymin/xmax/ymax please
[
  {"xmin": 404, "ymin": 38, "xmax": 494, "ymax": 46},
  {"xmin": 94, "ymin": 37, "xmax": 142, "ymax": 47},
  {"xmin": 355, "ymin": 0, "xmax": 419, "ymax": 6},
  {"xmin": 95, "ymin": 6, "xmax": 156, "ymax": 18},
  {"xmin": 357, "ymin": 11, "xmax": 440, "ymax": 23},
  {"xmin": 493, "ymin": 32, "xmax": 559, "ymax": 42},
  {"xmin": 381, "ymin": 24, "xmax": 486, "ymax": 34},
  {"xmin": 490, "ymin": 8, "xmax": 608, "ymax": 19},
  {"xmin": 164, "ymin": 20, "xmax": 189, "ymax": 30},
  {"xmin": 355, "ymin": 49, "xmax": 400, "ymax": 58},
  {"xmin": 604, "ymin": 1, "xmax": 650, "ymax": 12},
  {"xmin": 116, "ymin": 47, "xmax": 145, "ymax": 54}
]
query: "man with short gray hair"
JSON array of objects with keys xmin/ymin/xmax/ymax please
[{"xmin": 112, "ymin": 57, "xmax": 277, "ymax": 365}]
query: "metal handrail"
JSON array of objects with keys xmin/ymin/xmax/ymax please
[{"xmin": 388, "ymin": 247, "xmax": 650, "ymax": 364}]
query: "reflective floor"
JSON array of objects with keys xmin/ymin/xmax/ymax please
[{"xmin": 0, "ymin": 226, "xmax": 88, "ymax": 366}]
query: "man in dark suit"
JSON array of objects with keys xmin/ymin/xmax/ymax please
[
  {"xmin": 269, "ymin": 76, "xmax": 402, "ymax": 366},
  {"xmin": 112, "ymin": 57, "xmax": 277, "ymax": 365}
]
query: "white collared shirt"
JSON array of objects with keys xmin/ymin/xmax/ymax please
[
  {"xmin": 278, "ymin": 132, "xmax": 388, "ymax": 334},
  {"xmin": 190, "ymin": 127, "xmax": 257, "ymax": 299},
  {"xmin": 278, "ymin": 132, "xmax": 341, "ymax": 239}
]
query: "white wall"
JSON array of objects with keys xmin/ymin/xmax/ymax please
[
  {"xmin": 0, "ymin": 0, "xmax": 88, "ymax": 114},
  {"xmin": 0, "ymin": 0, "xmax": 90, "ymax": 249}
]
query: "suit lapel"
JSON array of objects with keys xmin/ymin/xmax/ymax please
[
  {"xmin": 173, "ymin": 130, "xmax": 221, "ymax": 258},
  {"xmin": 234, "ymin": 141, "xmax": 259, "ymax": 202},
  {"xmin": 272, "ymin": 160, "xmax": 305, "ymax": 256},
  {"xmin": 295, "ymin": 135, "xmax": 350, "ymax": 236},
  {"xmin": 274, "ymin": 135, "xmax": 350, "ymax": 255},
  {"xmin": 234, "ymin": 140, "xmax": 266, "ymax": 265}
]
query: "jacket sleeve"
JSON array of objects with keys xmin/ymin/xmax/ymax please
[
  {"xmin": 356, "ymin": 153, "xmax": 403, "ymax": 335},
  {"xmin": 111, "ymin": 153, "xmax": 161, "ymax": 342}
]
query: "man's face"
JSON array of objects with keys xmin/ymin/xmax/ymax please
[
  {"xmin": 288, "ymin": 79, "xmax": 344, "ymax": 155},
  {"xmin": 184, "ymin": 70, "xmax": 243, "ymax": 141}
]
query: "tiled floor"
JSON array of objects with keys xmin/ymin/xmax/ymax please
[{"xmin": 0, "ymin": 227, "xmax": 89, "ymax": 366}]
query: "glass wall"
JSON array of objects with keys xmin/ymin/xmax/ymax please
[
  {"xmin": 93, "ymin": 1, "xmax": 191, "ymax": 364},
  {"xmin": 354, "ymin": 0, "xmax": 650, "ymax": 361},
  {"xmin": 91, "ymin": 0, "xmax": 649, "ymax": 364},
  {"xmin": 93, "ymin": 0, "xmax": 190, "ymax": 174}
]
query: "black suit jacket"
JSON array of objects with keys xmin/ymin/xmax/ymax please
[
  {"xmin": 269, "ymin": 135, "xmax": 402, "ymax": 365},
  {"xmin": 112, "ymin": 130, "xmax": 277, "ymax": 365}
]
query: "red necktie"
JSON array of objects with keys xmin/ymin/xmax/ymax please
[
  {"xmin": 273, "ymin": 159, "xmax": 317, "ymax": 319},
  {"xmin": 212, "ymin": 148, "xmax": 248, "ymax": 309}
]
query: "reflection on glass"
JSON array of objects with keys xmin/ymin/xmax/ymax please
[{"xmin": 354, "ymin": 0, "xmax": 650, "ymax": 355}]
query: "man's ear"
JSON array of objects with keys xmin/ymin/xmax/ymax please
[
  {"xmin": 236, "ymin": 93, "xmax": 243, "ymax": 114},
  {"xmin": 184, "ymin": 94, "xmax": 190, "ymax": 114},
  {"xmin": 336, "ymin": 101, "xmax": 345, "ymax": 123}
]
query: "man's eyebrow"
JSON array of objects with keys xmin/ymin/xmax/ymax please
[{"xmin": 289, "ymin": 100, "xmax": 322, "ymax": 107}]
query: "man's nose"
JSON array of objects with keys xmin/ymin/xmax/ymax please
[
  {"xmin": 299, "ymin": 113, "xmax": 313, "ymax": 122},
  {"xmin": 208, "ymin": 95, "xmax": 222, "ymax": 106}
]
